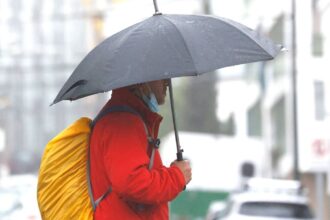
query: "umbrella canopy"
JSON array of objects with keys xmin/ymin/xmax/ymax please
[{"xmin": 52, "ymin": 13, "xmax": 282, "ymax": 104}]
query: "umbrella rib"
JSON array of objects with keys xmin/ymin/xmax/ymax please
[
  {"xmin": 217, "ymin": 17, "xmax": 278, "ymax": 58},
  {"xmin": 162, "ymin": 16, "xmax": 198, "ymax": 75},
  {"xmin": 54, "ymin": 20, "xmax": 151, "ymax": 104},
  {"xmin": 107, "ymin": 19, "xmax": 152, "ymax": 64}
]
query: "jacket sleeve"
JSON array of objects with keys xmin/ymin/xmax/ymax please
[{"xmin": 102, "ymin": 114, "xmax": 186, "ymax": 204}]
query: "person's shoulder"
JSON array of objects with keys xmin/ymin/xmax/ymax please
[
  {"xmin": 98, "ymin": 111, "xmax": 145, "ymax": 131},
  {"xmin": 97, "ymin": 112, "xmax": 147, "ymax": 143}
]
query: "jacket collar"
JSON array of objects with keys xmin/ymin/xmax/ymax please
[{"xmin": 104, "ymin": 87, "xmax": 163, "ymax": 137}]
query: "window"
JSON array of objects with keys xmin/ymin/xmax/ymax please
[
  {"xmin": 247, "ymin": 99, "xmax": 262, "ymax": 137},
  {"xmin": 314, "ymin": 80, "xmax": 325, "ymax": 120},
  {"xmin": 312, "ymin": 0, "xmax": 324, "ymax": 56}
]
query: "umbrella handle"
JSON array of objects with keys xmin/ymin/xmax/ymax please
[
  {"xmin": 169, "ymin": 79, "xmax": 186, "ymax": 190},
  {"xmin": 168, "ymin": 79, "xmax": 184, "ymax": 161},
  {"xmin": 176, "ymin": 150, "xmax": 184, "ymax": 161}
]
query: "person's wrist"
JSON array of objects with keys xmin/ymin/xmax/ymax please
[{"xmin": 170, "ymin": 165, "xmax": 186, "ymax": 189}]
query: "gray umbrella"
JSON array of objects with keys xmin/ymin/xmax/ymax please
[{"xmin": 53, "ymin": 2, "xmax": 282, "ymax": 160}]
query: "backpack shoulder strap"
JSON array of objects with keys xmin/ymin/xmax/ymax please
[
  {"xmin": 87, "ymin": 105, "xmax": 158, "ymax": 211},
  {"xmin": 91, "ymin": 105, "xmax": 142, "ymax": 127}
]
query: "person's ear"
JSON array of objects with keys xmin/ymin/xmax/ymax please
[
  {"xmin": 164, "ymin": 79, "xmax": 170, "ymax": 87},
  {"xmin": 139, "ymin": 83, "xmax": 151, "ymax": 96}
]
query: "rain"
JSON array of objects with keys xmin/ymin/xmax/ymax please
[{"xmin": 0, "ymin": 0, "xmax": 330, "ymax": 219}]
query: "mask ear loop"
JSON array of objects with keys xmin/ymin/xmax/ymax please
[
  {"xmin": 134, "ymin": 83, "xmax": 151, "ymax": 99},
  {"xmin": 144, "ymin": 83, "xmax": 153, "ymax": 99},
  {"xmin": 130, "ymin": 83, "xmax": 148, "ymax": 100}
]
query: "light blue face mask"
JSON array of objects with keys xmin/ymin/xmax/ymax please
[{"xmin": 142, "ymin": 93, "xmax": 159, "ymax": 113}]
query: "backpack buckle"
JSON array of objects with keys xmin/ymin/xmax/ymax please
[{"xmin": 154, "ymin": 138, "xmax": 161, "ymax": 149}]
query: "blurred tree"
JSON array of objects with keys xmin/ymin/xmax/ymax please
[
  {"xmin": 179, "ymin": 75, "xmax": 221, "ymax": 134},
  {"xmin": 158, "ymin": 73, "xmax": 222, "ymax": 138},
  {"xmin": 219, "ymin": 113, "xmax": 236, "ymax": 136}
]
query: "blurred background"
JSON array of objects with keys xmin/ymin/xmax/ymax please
[{"xmin": 0, "ymin": 0, "xmax": 330, "ymax": 219}]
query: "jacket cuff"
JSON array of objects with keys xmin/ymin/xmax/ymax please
[{"xmin": 169, "ymin": 165, "xmax": 186, "ymax": 191}]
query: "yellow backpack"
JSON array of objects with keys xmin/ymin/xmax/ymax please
[
  {"xmin": 37, "ymin": 106, "xmax": 157, "ymax": 220},
  {"xmin": 37, "ymin": 117, "xmax": 93, "ymax": 219}
]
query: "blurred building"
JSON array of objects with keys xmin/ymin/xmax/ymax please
[
  {"xmin": 0, "ymin": 0, "xmax": 202, "ymax": 174},
  {"xmin": 213, "ymin": 0, "xmax": 330, "ymax": 219},
  {"xmin": 0, "ymin": 0, "xmax": 110, "ymax": 174}
]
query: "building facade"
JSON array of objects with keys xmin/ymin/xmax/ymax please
[
  {"xmin": 213, "ymin": 0, "xmax": 330, "ymax": 219},
  {"xmin": 0, "ymin": 0, "xmax": 109, "ymax": 173}
]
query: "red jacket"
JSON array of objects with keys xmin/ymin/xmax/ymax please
[{"xmin": 90, "ymin": 88, "xmax": 185, "ymax": 220}]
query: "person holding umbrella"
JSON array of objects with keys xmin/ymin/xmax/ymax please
[
  {"xmin": 48, "ymin": 1, "xmax": 282, "ymax": 219},
  {"xmin": 89, "ymin": 79, "xmax": 192, "ymax": 219}
]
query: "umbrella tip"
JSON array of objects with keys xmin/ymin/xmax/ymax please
[
  {"xmin": 50, "ymin": 98, "xmax": 59, "ymax": 106},
  {"xmin": 49, "ymin": 100, "xmax": 56, "ymax": 106},
  {"xmin": 275, "ymin": 44, "xmax": 287, "ymax": 52}
]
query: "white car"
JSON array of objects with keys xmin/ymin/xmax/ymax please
[
  {"xmin": 209, "ymin": 178, "xmax": 316, "ymax": 220},
  {"xmin": 205, "ymin": 201, "xmax": 227, "ymax": 220}
]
